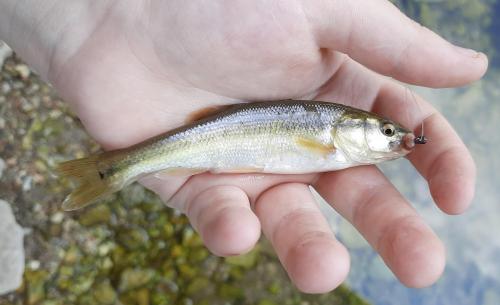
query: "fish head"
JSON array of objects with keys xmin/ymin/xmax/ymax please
[{"xmin": 333, "ymin": 111, "xmax": 415, "ymax": 163}]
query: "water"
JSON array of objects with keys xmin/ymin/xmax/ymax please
[{"xmin": 319, "ymin": 1, "xmax": 500, "ymax": 304}]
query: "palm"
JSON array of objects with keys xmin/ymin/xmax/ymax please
[{"xmin": 39, "ymin": 0, "xmax": 486, "ymax": 293}]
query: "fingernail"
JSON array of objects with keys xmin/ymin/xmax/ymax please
[{"xmin": 453, "ymin": 45, "xmax": 482, "ymax": 58}]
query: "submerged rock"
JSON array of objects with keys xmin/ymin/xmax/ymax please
[
  {"xmin": 92, "ymin": 280, "xmax": 117, "ymax": 305},
  {"xmin": 0, "ymin": 199, "xmax": 25, "ymax": 295},
  {"xmin": 78, "ymin": 204, "xmax": 112, "ymax": 227},
  {"xmin": 14, "ymin": 64, "xmax": 31, "ymax": 80},
  {"xmin": 118, "ymin": 268, "xmax": 155, "ymax": 291},
  {"xmin": 0, "ymin": 157, "xmax": 5, "ymax": 179}
]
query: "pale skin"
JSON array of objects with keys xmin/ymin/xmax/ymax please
[{"xmin": 1, "ymin": 0, "xmax": 488, "ymax": 293}]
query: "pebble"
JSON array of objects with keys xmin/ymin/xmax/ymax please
[
  {"xmin": 0, "ymin": 158, "xmax": 5, "ymax": 179},
  {"xmin": 0, "ymin": 199, "xmax": 25, "ymax": 295},
  {"xmin": 14, "ymin": 64, "xmax": 31, "ymax": 80},
  {"xmin": 1, "ymin": 83, "xmax": 11, "ymax": 94},
  {"xmin": 22, "ymin": 175, "xmax": 33, "ymax": 192},
  {"xmin": 28, "ymin": 260, "xmax": 41, "ymax": 270},
  {"xmin": 93, "ymin": 280, "xmax": 117, "ymax": 305},
  {"xmin": 118, "ymin": 268, "xmax": 155, "ymax": 291},
  {"xmin": 50, "ymin": 212, "xmax": 64, "ymax": 224}
]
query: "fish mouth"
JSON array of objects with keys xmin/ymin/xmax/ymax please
[
  {"xmin": 402, "ymin": 133, "xmax": 416, "ymax": 152},
  {"xmin": 388, "ymin": 133, "xmax": 415, "ymax": 153}
]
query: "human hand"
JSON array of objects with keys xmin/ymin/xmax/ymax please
[{"xmin": 1, "ymin": 0, "xmax": 487, "ymax": 293}]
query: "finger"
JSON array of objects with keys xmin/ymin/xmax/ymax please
[
  {"xmin": 314, "ymin": 166, "xmax": 445, "ymax": 288},
  {"xmin": 169, "ymin": 172, "xmax": 318, "ymax": 208},
  {"xmin": 185, "ymin": 185, "xmax": 260, "ymax": 256},
  {"xmin": 374, "ymin": 81, "xmax": 476, "ymax": 214},
  {"xmin": 304, "ymin": 0, "xmax": 488, "ymax": 87},
  {"xmin": 314, "ymin": 57, "xmax": 476, "ymax": 214},
  {"xmin": 255, "ymin": 183, "xmax": 349, "ymax": 293},
  {"xmin": 162, "ymin": 172, "xmax": 317, "ymax": 257}
]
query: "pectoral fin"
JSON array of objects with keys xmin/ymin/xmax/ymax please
[{"xmin": 296, "ymin": 137, "xmax": 336, "ymax": 156}]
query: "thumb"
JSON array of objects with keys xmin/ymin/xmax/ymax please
[{"xmin": 304, "ymin": 0, "xmax": 488, "ymax": 87}]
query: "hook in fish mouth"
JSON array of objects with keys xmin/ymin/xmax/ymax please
[
  {"xmin": 414, "ymin": 121, "xmax": 427, "ymax": 145},
  {"xmin": 414, "ymin": 135, "xmax": 428, "ymax": 144}
]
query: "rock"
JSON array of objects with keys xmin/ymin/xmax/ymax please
[
  {"xmin": 25, "ymin": 270, "xmax": 48, "ymax": 305},
  {"xmin": 14, "ymin": 64, "xmax": 31, "ymax": 80},
  {"xmin": 50, "ymin": 212, "xmax": 64, "ymax": 224},
  {"xmin": 1, "ymin": 83, "xmax": 11, "ymax": 94},
  {"xmin": 117, "ymin": 227, "xmax": 149, "ymax": 250},
  {"xmin": 0, "ymin": 200, "xmax": 25, "ymax": 295},
  {"xmin": 28, "ymin": 260, "xmax": 40, "ymax": 270},
  {"xmin": 217, "ymin": 283, "xmax": 244, "ymax": 299},
  {"xmin": 225, "ymin": 246, "xmax": 260, "ymax": 269},
  {"xmin": 135, "ymin": 288, "xmax": 150, "ymax": 305},
  {"xmin": 0, "ymin": 41, "xmax": 12, "ymax": 69},
  {"xmin": 186, "ymin": 277, "xmax": 210, "ymax": 295},
  {"xmin": 0, "ymin": 158, "xmax": 5, "ymax": 179},
  {"xmin": 78, "ymin": 204, "xmax": 111, "ymax": 226},
  {"xmin": 62, "ymin": 246, "xmax": 82, "ymax": 264},
  {"xmin": 92, "ymin": 280, "xmax": 117, "ymax": 305},
  {"xmin": 118, "ymin": 268, "xmax": 155, "ymax": 291}
]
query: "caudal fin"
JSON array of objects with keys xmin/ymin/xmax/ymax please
[{"xmin": 57, "ymin": 155, "xmax": 118, "ymax": 211}]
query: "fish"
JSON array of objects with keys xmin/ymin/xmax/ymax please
[{"xmin": 57, "ymin": 100, "xmax": 418, "ymax": 211}]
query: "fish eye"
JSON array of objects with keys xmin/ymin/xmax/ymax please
[{"xmin": 382, "ymin": 123, "xmax": 395, "ymax": 137}]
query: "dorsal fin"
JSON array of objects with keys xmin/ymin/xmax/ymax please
[{"xmin": 185, "ymin": 105, "xmax": 235, "ymax": 123}]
